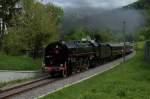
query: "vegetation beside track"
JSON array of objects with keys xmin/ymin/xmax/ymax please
[
  {"xmin": 0, "ymin": 53, "xmax": 41, "ymax": 70},
  {"xmin": 41, "ymin": 42, "xmax": 150, "ymax": 99},
  {"xmin": 0, "ymin": 42, "xmax": 144, "ymax": 71},
  {"xmin": 0, "ymin": 77, "xmax": 34, "ymax": 90}
]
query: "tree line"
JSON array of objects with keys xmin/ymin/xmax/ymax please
[
  {"xmin": 1, "ymin": 0, "xmax": 148, "ymax": 59},
  {"xmin": 134, "ymin": 0, "xmax": 150, "ymax": 41},
  {"xmin": 0, "ymin": 0, "xmax": 119, "ymax": 59},
  {"xmin": 64, "ymin": 27, "xmax": 117, "ymax": 43},
  {"xmin": 0, "ymin": 0, "xmax": 63, "ymax": 58}
]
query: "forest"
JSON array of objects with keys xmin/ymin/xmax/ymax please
[{"xmin": 0, "ymin": 0, "xmax": 150, "ymax": 58}]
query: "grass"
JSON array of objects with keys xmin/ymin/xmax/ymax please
[
  {"xmin": 0, "ymin": 54, "xmax": 42, "ymax": 70},
  {"xmin": 136, "ymin": 41, "xmax": 145, "ymax": 50},
  {"xmin": 41, "ymin": 42, "xmax": 150, "ymax": 99}
]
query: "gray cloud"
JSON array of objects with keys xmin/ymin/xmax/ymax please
[
  {"xmin": 61, "ymin": 8, "xmax": 145, "ymax": 34},
  {"xmin": 44, "ymin": 0, "xmax": 138, "ymax": 9},
  {"xmin": 42, "ymin": 0, "xmax": 144, "ymax": 37}
]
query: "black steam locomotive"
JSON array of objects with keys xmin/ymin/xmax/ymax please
[{"xmin": 42, "ymin": 40, "xmax": 133, "ymax": 77}]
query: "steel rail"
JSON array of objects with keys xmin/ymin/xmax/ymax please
[{"xmin": 0, "ymin": 76, "xmax": 59, "ymax": 99}]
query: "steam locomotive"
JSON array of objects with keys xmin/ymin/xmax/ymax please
[{"xmin": 42, "ymin": 40, "xmax": 133, "ymax": 77}]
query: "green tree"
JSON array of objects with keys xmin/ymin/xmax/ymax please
[
  {"xmin": 2, "ymin": 27, "xmax": 25, "ymax": 55},
  {"xmin": 64, "ymin": 27, "xmax": 117, "ymax": 42},
  {"xmin": 125, "ymin": 34, "xmax": 135, "ymax": 42},
  {"xmin": 22, "ymin": 0, "xmax": 63, "ymax": 58},
  {"xmin": 64, "ymin": 27, "xmax": 92, "ymax": 40},
  {"xmin": 0, "ymin": 0, "xmax": 20, "ymax": 50},
  {"xmin": 133, "ymin": 0, "xmax": 150, "ymax": 9},
  {"xmin": 134, "ymin": 1, "xmax": 150, "ymax": 41},
  {"xmin": 147, "ymin": 8, "xmax": 150, "ymax": 26},
  {"xmin": 0, "ymin": 0, "xmax": 20, "ymax": 38},
  {"xmin": 3, "ymin": 0, "xmax": 64, "ymax": 58},
  {"xmin": 138, "ymin": 27, "xmax": 150, "ymax": 40},
  {"xmin": 93, "ymin": 30, "xmax": 117, "ymax": 43}
]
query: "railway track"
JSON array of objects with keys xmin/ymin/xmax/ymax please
[
  {"xmin": 0, "ymin": 76, "xmax": 59, "ymax": 99},
  {"xmin": 0, "ymin": 53, "xmax": 134, "ymax": 99}
]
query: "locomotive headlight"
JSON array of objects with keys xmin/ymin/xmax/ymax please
[
  {"xmin": 46, "ymin": 56, "xmax": 50, "ymax": 58},
  {"xmin": 60, "ymin": 64, "xmax": 63, "ymax": 67}
]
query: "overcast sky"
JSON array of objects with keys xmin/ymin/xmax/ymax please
[
  {"xmin": 41, "ymin": 0, "xmax": 143, "ymax": 34},
  {"xmin": 43, "ymin": 0, "xmax": 138, "ymax": 9}
]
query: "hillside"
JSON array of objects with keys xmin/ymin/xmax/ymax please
[
  {"xmin": 126, "ymin": 0, "xmax": 150, "ymax": 9},
  {"xmin": 60, "ymin": 1, "xmax": 145, "ymax": 36}
]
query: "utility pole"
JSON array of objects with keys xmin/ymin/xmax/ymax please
[{"xmin": 123, "ymin": 21, "xmax": 126, "ymax": 62}]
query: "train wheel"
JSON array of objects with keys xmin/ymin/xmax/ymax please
[
  {"xmin": 85, "ymin": 59, "xmax": 90, "ymax": 70},
  {"xmin": 50, "ymin": 72, "xmax": 56, "ymax": 77},
  {"xmin": 41, "ymin": 67, "xmax": 45, "ymax": 73},
  {"xmin": 68, "ymin": 61, "xmax": 73, "ymax": 75}
]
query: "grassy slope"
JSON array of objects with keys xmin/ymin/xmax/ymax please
[
  {"xmin": 0, "ymin": 54, "xmax": 42, "ymax": 70},
  {"xmin": 42, "ymin": 42, "xmax": 150, "ymax": 99}
]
